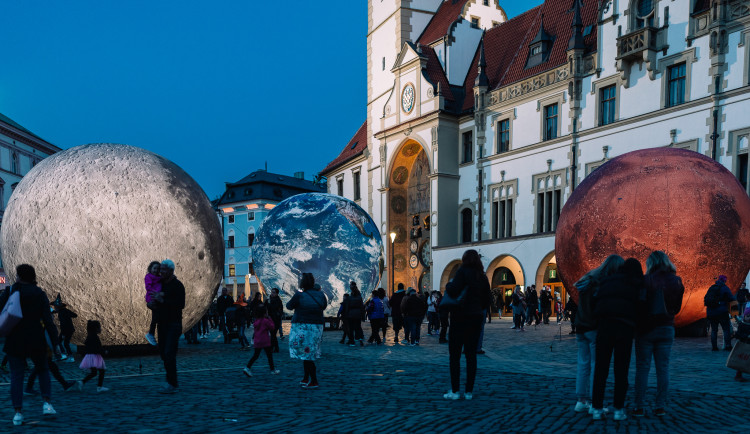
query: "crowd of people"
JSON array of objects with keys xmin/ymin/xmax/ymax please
[{"xmin": 1, "ymin": 248, "xmax": 749, "ymax": 426}]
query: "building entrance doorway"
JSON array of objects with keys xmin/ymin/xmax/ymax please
[
  {"xmin": 491, "ymin": 266, "xmax": 516, "ymax": 316},
  {"xmin": 540, "ymin": 255, "xmax": 566, "ymax": 317}
]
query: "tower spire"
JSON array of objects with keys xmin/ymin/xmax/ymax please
[
  {"xmin": 475, "ymin": 33, "xmax": 489, "ymax": 87},
  {"xmin": 568, "ymin": 0, "xmax": 586, "ymax": 50}
]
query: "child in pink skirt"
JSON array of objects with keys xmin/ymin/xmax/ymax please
[
  {"xmin": 76, "ymin": 320, "xmax": 108, "ymax": 392},
  {"xmin": 144, "ymin": 261, "xmax": 162, "ymax": 346},
  {"xmin": 242, "ymin": 305, "xmax": 280, "ymax": 376}
]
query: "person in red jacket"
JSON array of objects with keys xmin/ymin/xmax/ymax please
[{"xmin": 243, "ymin": 305, "xmax": 280, "ymax": 376}]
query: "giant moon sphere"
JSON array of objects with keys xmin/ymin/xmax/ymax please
[
  {"xmin": 0, "ymin": 144, "xmax": 224, "ymax": 345},
  {"xmin": 254, "ymin": 193, "xmax": 383, "ymax": 316},
  {"xmin": 555, "ymin": 148, "xmax": 750, "ymax": 327}
]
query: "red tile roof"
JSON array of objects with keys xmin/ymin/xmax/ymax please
[
  {"xmin": 462, "ymin": 0, "xmax": 598, "ymax": 111},
  {"xmin": 421, "ymin": 45, "xmax": 455, "ymax": 101},
  {"xmin": 418, "ymin": 0, "xmax": 471, "ymax": 45},
  {"xmin": 320, "ymin": 121, "xmax": 368, "ymax": 175}
]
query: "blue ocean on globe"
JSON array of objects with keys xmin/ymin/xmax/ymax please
[{"xmin": 254, "ymin": 193, "xmax": 383, "ymax": 316}]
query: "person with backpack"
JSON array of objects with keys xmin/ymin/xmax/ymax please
[
  {"xmin": 572, "ymin": 254, "xmax": 624, "ymax": 414},
  {"xmin": 632, "ymin": 251, "xmax": 685, "ymax": 418},
  {"xmin": 705, "ymin": 275, "xmax": 735, "ymax": 351}
]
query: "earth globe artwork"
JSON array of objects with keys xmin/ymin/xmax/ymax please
[{"xmin": 254, "ymin": 193, "xmax": 383, "ymax": 315}]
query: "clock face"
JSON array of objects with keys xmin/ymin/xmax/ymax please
[
  {"xmin": 410, "ymin": 240, "xmax": 418, "ymax": 253},
  {"xmin": 401, "ymin": 83, "xmax": 415, "ymax": 114},
  {"xmin": 409, "ymin": 254, "xmax": 419, "ymax": 269},
  {"xmin": 419, "ymin": 241, "xmax": 431, "ymax": 268}
]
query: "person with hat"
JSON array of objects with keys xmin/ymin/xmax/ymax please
[
  {"xmin": 51, "ymin": 295, "xmax": 77, "ymax": 363},
  {"xmin": 705, "ymin": 274, "xmax": 735, "ymax": 351}
]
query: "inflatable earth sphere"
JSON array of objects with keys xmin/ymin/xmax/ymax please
[
  {"xmin": 254, "ymin": 193, "xmax": 383, "ymax": 316},
  {"xmin": 555, "ymin": 148, "xmax": 750, "ymax": 327},
  {"xmin": 0, "ymin": 144, "xmax": 224, "ymax": 346}
]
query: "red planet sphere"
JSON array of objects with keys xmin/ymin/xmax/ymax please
[{"xmin": 555, "ymin": 148, "xmax": 750, "ymax": 327}]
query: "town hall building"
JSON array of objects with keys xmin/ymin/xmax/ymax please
[{"xmin": 321, "ymin": 0, "xmax": 750, "ymax": 313}]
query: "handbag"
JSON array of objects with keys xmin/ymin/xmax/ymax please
[
  {"xmin": 440, "ymin": 286, "xmax": 468, "ymax": 313},
  {"xmin": 0, "ymin": 287, "xmax": 23, "ymax": 337},
  {"xmin": 726, "ymin": 340, "xmax": 750, "ymax": 374}
]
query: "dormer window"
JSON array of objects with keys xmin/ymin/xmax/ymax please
[
  {"xmin": 634, "ymin": 0, "xmax": 655, "ymax": 29},
  {"xmin": 525, "ymin": 16, "xmax": 553, "ymax": 69},
  {"xmin": 471, "ymin": 17, "xmax": 479, "ymax": 29}
]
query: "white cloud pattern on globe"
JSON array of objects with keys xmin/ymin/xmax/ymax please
[{"xmin": 254, "ymin": 193, "xmax": 383, "ymax": 315}]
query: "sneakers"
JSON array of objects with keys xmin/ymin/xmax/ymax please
[
  {"xmin": 60, "ymin": 354, "xmax": 68, "ymax": 360},
  {"xmin": 400, "ymin": 339, "xmax": 409, "ymax": 344},
  {"xmin": 574, "ymin": 401, "xmax": 591, "ymax": 413},
  {"xmin": 591, "ymin": 408, "xmax": 604, "ymax": 420},
  {"xmin": 464, "ymin": 392, "xmax": 473, "ymax": 400},
  {"xmin": 613, "ymin": 409, "xmax": 627, "ymax": 421},
  {"xmin": 302, "ymin": 382, "xmax": 319, "ymax": 389},
  {"xmin": 96, "ymin": 386, "xmax": 109, "ymax": 393},
  {"xmin": 632, "ymin": 408, "xmax": 645, "ymax": 417},
  {"xmin": 145, "ymin": 333, "xmax": 158, "ymax": 346},
  {"xmin": 654, "ymin": 408, "xmax": 666, "ymax": 417},
  {"xmin": 270, "ymin": 369, "xmax": 280, "ymax": 375},
  {"xmin": 299, "ymin": 379, "xmax": 310, "ymax": 386},
  {"xmin": 443, "ymin": 391, "xmax": 461, "ymax": 400},
  {"xmin": 158, "ymin": 384, "xmax": 179, "ymax": 394},
  {"xmin": 243, "ymin": 367, "xmax": 253, "ymax": 377},
  {"xmin": 42, "ymin": 402, "xmax": 56, "ymax": 415},
  {"xmin": 12, "ymin": 412, "xmax": 23, "ymax": 426},
  {"xmin": 75, "ymin": 380, "xmax": 83, "ymax": 391}
]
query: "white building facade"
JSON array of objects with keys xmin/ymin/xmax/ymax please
[{"xmin": 322, "ymin": 0, "xmax": 750, "ymax": 314}]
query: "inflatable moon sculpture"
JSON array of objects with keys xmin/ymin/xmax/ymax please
[
  {"xmin": 0, "ymin": 144, "xmax": 224, "ymax": 345},
  {"xmin": 555, "ymin": 148, "xmax": 750, "ymax": 327}
]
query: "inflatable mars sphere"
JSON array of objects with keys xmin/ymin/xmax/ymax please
[
  {"xmin": 555, "ymin": 148, "xmax": 750, "ymax": 327},
  {"xmin": 0, "ymin": 144, "xmax": 224, "ymax": 345}
]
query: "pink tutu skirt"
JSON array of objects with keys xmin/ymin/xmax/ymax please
[{"xmin": 79, "ymin": 354, "xmax": 106, "ymax": 370}]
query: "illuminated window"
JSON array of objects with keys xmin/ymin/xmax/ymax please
[{"xmin": 229, "ymin": 264, "xmax": 235, "ymax": 277}]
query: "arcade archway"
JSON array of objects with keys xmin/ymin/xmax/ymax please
[
  {"xmin": 388, "ymin": 140, "xmax": 431, "ymax": 294},
  {"xmin": 439, "ymin": 260, "xmax": 462, "ymax": 293},
  {"xmin": 536, "ymin": 252, "xmax": 567, "ymax": 316},
  {"xmin": 486, "ymin": 255, "xmax": 524, "ymax": 317}
]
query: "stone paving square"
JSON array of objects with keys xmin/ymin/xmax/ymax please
[{"xmin": 0, "ymin": 318, "xmax": 744, "ymax": 433}]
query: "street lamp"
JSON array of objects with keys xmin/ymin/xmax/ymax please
[{"xmin": 389, "ymin": 231, "xmax": 397, "ymax": 297}]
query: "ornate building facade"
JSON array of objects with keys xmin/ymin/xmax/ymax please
[{"xmin": 321, "ymin": 0, "xmax": 750, "ymax": 312}]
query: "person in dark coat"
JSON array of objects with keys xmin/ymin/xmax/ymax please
[
  {"xmin": 540, "ymin": 287, "xmax": 553, "ymax": 324},
  {"xmin": 443, "ymin": 249, "xmax": 492, "ymax": 400},
  {"xmin": 390, "ymin": 284, "xmax": 406, "ymax": 344},
  {"xmin": 525, "ymin": 287, "xmax": 539, "ymax": 326},
  {"xmin": 155, "ymin": 259, "xmax": 185, "ymax": 394},
  {"xmin": 401, "ymin": 288, "xmax": 424, "ymax": 345},
  {"xmin": 633, "ymin": 251, "xmax": 685, "ymax": 418},
  {"xmin": 705, "ymin": 275, "xmax": 734, "ymax": 351},
  {"xmin": 216, "ymin": 288, "xmax": 233, "ymax": 338},
  {"xmin": 343, "ymin": 282, "xmax": 364, "ymax": 346},
  {"xmin": 590, "ymin": 258, "xmax": 644, "ymax": 421},
  {"xmin": 0, "ymin": 264, "xmax": 59, "ymax": 425},
  {"xmin": 51, "ymin": 296, "xmax": 77, "ymax": 362},
  {"xmin": 268, "ymin": 288, "xmax": 284, "ymax": 352}
]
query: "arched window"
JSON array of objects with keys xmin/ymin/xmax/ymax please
[
  {"xmin": 461, "ymin": 208, "xmax": 473, "ymax": 243},
  {"xmin": 634, "ymin": 0, "xmax": 654, "ymax": 29}
]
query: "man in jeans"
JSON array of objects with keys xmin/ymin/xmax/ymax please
[
  {"xmin": 156, "ymin": 259, "xmax": 185, "ymax": 394},
  {"xmin": 706, "ymin": 275, "xmax": 735, "ymax": 351}
]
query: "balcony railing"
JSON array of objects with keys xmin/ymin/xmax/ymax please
[{"xmin": 616, "ymin": 27, "xmax": 658, "ymax": 61}]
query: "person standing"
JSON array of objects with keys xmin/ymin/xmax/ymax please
[
  {"xmin": 705, "ymin": 275, "xmax": 735, "ymax": 351},
  {"xmin": 366, "ymin": 292, "xmax": 384, "ymax": 345},
  {"xmin": 344, "ymin": 282, "xmax": 365, "ymax": 346},
  {"xmin": 234, "ymin": 296, "xmax": 249, "ymax": 350},
  {"xmin": 443, "ymin": 249, "xmax": 492, "ymax": 400},
  {"xmin": 540, "ymin": 287, "xmax": 553, "ymax": 324},
  {"xmin": 438, "ymin": 290, "xmax": 450, "ymax": 344},
  {"xmin": 737, "ymin": 282, "xmax": 749, "ymax": 318},
  {"xmin": 0, "ymin": 264, "xmax": 59, "ymax": 425},
  {"xmin": 378, "ymin": 288, "xmax": 390, "ymax": 341},
  {"xmin": 286, "ymin": 273, "xmax": 327, "ymax": 389},
  {"xmin": 216, "ymin": 288, "xmax": 233, "ymax": 341},
  {"xmin": 511, "ymin": 286, "xmax": 525, "ymax": 331},
  {"xmin": 268, "ymin": 288, "xmax": 284, "ymax": 352},
  {"xmin": 401, "ymin": 288, "xmax": 423, "ymax": 346},
  {"xmin": 427, "ymin": 291, "xmax": 440, "ymax": 335},
  {"xmin": 591, "ymin": 258, "xmax": 643, "ymax": 421},
  {"xmin": 525, "ymin": 287, "xmax": 538, "ymax": 326},
  {"xmin": 155, "ymin": 259, "xmax": 185, "ymax": 394},
  {"xmin": 633, "ymin": 251, "xmax": 685, "ymax": 418},
  {"xmin": 390, "ymin": 284, "xmax": 406, "ymax": 344},
  {"xmin": 572, "ymin": 254, "xmax": 624, "ymax": 414}
]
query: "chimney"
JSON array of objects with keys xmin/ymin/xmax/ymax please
[{"xmin": 294, "ymin": 171, "xmax": 305, "ymax": 179}]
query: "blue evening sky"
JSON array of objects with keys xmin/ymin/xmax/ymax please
[{"xmin": 0, "ymin": 1, "xmax": 543, "ymax": 200}]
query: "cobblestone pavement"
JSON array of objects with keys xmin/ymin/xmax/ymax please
[{"xmin": 0, "ymin": 318, "xmax": 744, "ymax": 433}]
